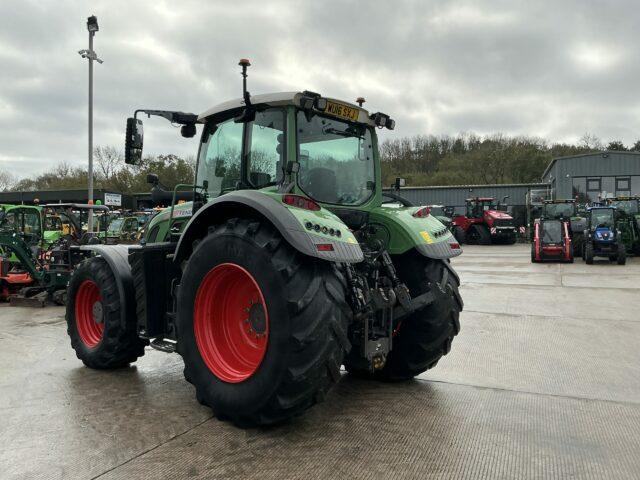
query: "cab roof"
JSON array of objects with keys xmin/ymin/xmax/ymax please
[{"xmin": 198, "ymin": 91, "xmax": 371, "ymax": 123}]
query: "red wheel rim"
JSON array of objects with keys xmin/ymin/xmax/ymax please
[
  {"xmin": 194, "ymin": 263, "xmax": 269, "ymax": 383},
  {"xmin": 75, "ymin": 280, "xmax": 104, "ymax": 348}
]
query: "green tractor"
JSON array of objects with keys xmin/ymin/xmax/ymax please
[
  {"xmin": 105, "ymin": 216, "xmax": 143, "ymax": 244},
  {"xmin": 606, "ymin": 197, "xmax": 640, "ymax": 255},
  {"xmin": 65, "ymin": 61, "xmax": 463, "ymax": 427}
]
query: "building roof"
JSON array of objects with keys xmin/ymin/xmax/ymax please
[
  {"xmin": 542, "ymin": 150, "xmax": 640, "ymax": 180},
  {"xmin": 389, "ymin": 182, "xmax": 549, "ymax": 191}
]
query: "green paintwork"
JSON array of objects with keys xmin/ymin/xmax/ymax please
[
  {"xmin": 369, "ymin": 206, "xmax": 453, "ymax": 254},
  {"xmin": 142, "ymin": 103, "xmax": 450, "ymax": 258}
]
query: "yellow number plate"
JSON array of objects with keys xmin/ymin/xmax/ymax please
[{"xmin": 325, "ymin": 101, "xmax": 360, "ymax": 122}]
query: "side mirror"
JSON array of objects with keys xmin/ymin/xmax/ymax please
[
  {"xmin": 146, "ymin": 173, "xmax": 159, "ymax": 185},
  {"xmin": 181, "ymin": 123, "xmax": 197, "ymax": 138},
  {"xmin": 125, "ymin": 117, "xmax": 144, "ymax": 165}
]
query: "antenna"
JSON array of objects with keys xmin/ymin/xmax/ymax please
[
  {"xmin": 239, "ymin": 59, "xmax": 252, "ymax": 106},
  {"xmin": 356, "ymin": 97, "xmax": 365, "ymax": 107}
]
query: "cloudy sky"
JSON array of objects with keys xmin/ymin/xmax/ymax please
[{"xmin": 1, "ymin": 0, "xmax": 639, "ymax": 179}]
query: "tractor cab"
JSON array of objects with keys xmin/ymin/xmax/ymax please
[
  {"xmin": 541, "ymin": 199, "xmax": 576, "ymax": 220},
  {"xmin": 582, "ymin": 206, "xmax": 626, "ymax": 264}
]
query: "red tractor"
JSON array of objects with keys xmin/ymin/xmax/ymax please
[
  {"xmin": 531, "ymin": 200, "xmax": 575, "ymax": 263},
  {"xmin": 452, "ymin": 197, "xmax": 517, "ymax": 245}
]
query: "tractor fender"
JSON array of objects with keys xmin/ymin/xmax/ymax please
[
  {"xmin": 78, "ymin": 244, "xmax": 135, "ymax": 328},
  {"xmin": 174, "ymin": 190, "xmax": 364, "ymax": 264}
]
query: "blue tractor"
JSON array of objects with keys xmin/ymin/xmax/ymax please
[{"xmin": 582, "ymin": 206, "xmax": 626, "ymax": 265}]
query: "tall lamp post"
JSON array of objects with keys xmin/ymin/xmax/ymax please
[{"xmin": 78, "ymin": 15, "xmax": 103, "ymax": 232}]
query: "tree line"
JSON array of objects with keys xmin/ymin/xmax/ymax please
[
  {"xmin": 0, "ymin": 134, "xmax": 639, "ymax": 194},
  {"xmin": 0, "ymin": 146, "xmax": 195, "ymax": 194},
  {"xmin": 379, "ymin": 133, "xmax": 640, "ymax": 188}
]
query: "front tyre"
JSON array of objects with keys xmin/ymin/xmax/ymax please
[
  {"xmin": 176, "ymin": 219, "xmax": 350, "ymax": 427},
  {"xmin": 379, "ymin": 252, "xmax": 462, "ymax": 381},
  {"xmin": 66, "ymin": 257, "xmax": 147, "ymax": 368}
]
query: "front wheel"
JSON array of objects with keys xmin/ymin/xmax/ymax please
[
  {"xmin": 66, "ymin": 257, "xmax": 147, "ymax": 368},
  {"xmin": 617, "ymin": 243, "xmax": 627, "ymax": 265},
  {"xmin": 585, "ymin": 243, "xmax": 594, "ymax": 264},
  {"xmin": 176, "ymin": 218, "xmax": 350, "ymax": 427}
]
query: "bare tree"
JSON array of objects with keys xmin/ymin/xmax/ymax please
[
  {"xmin": 0, "ymin": 169, "xmax": 15, "ymax": 191},
  {"xmin": 94, "ymin": 145, "xmax": 124, "ymax": 181},
  {"xmin": 579, "ymin": 133, "xmax": 603, "ymax": 150}
]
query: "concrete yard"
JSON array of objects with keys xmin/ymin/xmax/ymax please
[{"xmin": 1, "ymin": 244, "xmax": 639, "ymax": 479}]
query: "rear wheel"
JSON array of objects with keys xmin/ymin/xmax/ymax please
[
  {"xmin": 66, "ymin": 258, "xmax": 147, "ymax": 368},
  {"xmin": 176, "ymin": 218, "xmax": 350, "ymax": 427},
  {"xmin": 346, "ymin": 253, "xmax": 462, "ymax": 381}
]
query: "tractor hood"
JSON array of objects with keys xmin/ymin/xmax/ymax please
[{"xmin": 485, "ymin": 210, "xmax": 513, "ymax": 221}]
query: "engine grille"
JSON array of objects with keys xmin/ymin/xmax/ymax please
[{"xmin": 493, "ymin": 219, "xmax": 514, "ymax": 228}]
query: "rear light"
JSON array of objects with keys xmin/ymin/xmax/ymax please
[
  {"xmin": 450, "ymin": 243, "xmax": 460, "ymax": 249},
  {"xmin": 282, "ymin": 194, "xmax": 320, "ymax": 211},
  {"xmin": 413, "ymin": 207, "xmax": 431, "ymax": 218},
  {"xmin": 316, "ymin": 243, "xmax": 334, "ymax": 252}
]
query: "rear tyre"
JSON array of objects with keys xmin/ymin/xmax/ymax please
[
  {"xmin": 176, "ymin": 218, "xmax": 350, "ymax": 427},
  {"xmin": 617, "ymin": 243, "xmax": 627, "ymax": 265},
  {"xmin": 453, "ymin": 226, "xmax": 466, "ymax": 244},
  {"xmin": 568, "ymin": 243, "xmax": 574, "ymax": 263},
  {"xmin": 66, "ymin": 258, "xmax": 147, "ymax": 368},
  {"xmin": 585, "ymin": 243, "xmax": 594, "ymax": 264},
  {"xmin": 347, "ymin": 253, "xmax": 462, "ymax": 381}
]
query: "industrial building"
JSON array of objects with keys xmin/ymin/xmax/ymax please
[{"xmin": 542, "ymin": 150, "xmax": 640, "ymax": 202}]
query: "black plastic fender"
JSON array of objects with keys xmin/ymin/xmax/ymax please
[
  {"xmin": 174, "ymin": 190, "xmax": 363, "ymax": 264},
  {"xmin": 78, "ymin": 245, "xmax": 136, "ymax": 328}
]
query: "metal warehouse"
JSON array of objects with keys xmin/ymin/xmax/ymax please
[{"xmin": 542, "ymin": 150, "xmax": 640, "ymax": 201}]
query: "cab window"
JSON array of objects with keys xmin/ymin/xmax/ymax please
[
  {"xmin": 197, "ymin": 118, "xmax": 243, "ymax": 198},
  {"xmin": 247, "ymin": 109, "xmax": 285, "ymax": 188}
]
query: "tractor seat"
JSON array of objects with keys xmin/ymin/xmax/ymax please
[{"xmin": 303, "ymin": 168, "xmax": 338, "ymax": 204}]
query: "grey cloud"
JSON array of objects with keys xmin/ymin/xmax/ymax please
[{"xmin": 1, "ymin": 0, "xmax": 639, "ymax": 179}]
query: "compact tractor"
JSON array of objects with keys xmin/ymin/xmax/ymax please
[
  {"xmin": 582, "ymin": 205, "xmax": 626, "ymax": 265},
  {"xmin": 607, "ymin": 197, "xmax": 640, "ymax": 255},
  {"xmin": 64, "ymin": 61, "xmax": 463, "ymax": 427},
  {"xmin": 531, "ymin": 200, "xmax": 576, "ymax": 263},
  {"xmin": 452, "ymin": 197, "xmax": 517, "ymax": 244}
]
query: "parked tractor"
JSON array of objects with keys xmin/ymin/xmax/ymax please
[
  {"xmin": 0, "ymin": 203, "xmax": 109, "ymax": 305},
  {"xmin": 582, "ymin": 206, "xmax": 626, "ymax": 265},
  {"xmin": 531, "ymin": 200, "xmax": 575, "ymax": 263},
  {"xmin": 105, "ymin": 216, "xmax": 142, "ymax": 244},
  {"xmin": 452, "ymin": 197, "xmax": 517, "ymax": 244},
  {"xmin": 607, "ymin": 197, "xmax": 640, "ymax": 255},
  {"xmin": 65, "ymin": 61, "xmax": 463, "ymax": 427}
]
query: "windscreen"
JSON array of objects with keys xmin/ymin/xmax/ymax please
[
  {"xmin": 541, "ymin": 220, "xmax": 562, "ymax": 244},
  {"xmin": 590, "ymin": 208, "xmax": 614, "ymax": 229}
]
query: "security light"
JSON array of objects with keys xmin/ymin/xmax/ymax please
[{"xmin": 87, "ymin": 15, "xmax": 99, "ymax": 33}]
